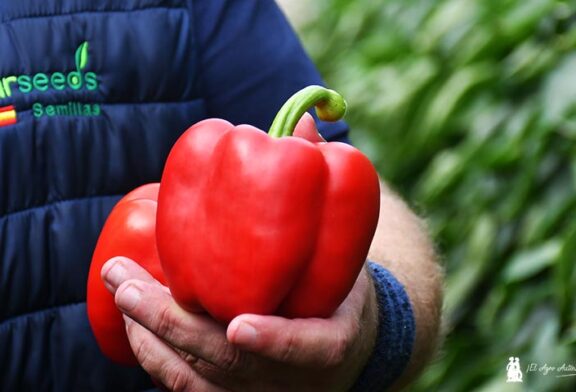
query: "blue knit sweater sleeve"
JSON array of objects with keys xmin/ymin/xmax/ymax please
[{"xmin": 352, "ymin": 262, "xmax": 415, "ymax": 391}]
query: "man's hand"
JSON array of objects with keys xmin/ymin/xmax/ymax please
[{"xmin": 101, "ymin": 256, "xmax": 379, "ymax": 392}]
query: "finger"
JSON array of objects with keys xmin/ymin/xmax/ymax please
[
  {"xmin": 227, "ymin": 268, "xmax": 374, "ymax": 368},
  {"xmin": 114, "ymin": 279, "xmax": 247, "ymax": 373},
  {"xmin": 123, "ymin": 316, "xmax": 226, "ymax": 392},
  {"xmin": 293, "ymin": 112, "xmax": 326, "ymax": 142},
  {"xmin": 227, "ymin": 314, "xmax": 357, "ymax": 369},
  {"xmin": 101, "ymin": 256, "xmax": 164, "ymax": 293}
]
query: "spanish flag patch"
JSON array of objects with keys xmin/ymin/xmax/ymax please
[{"xmin": 0, "ymin": 105, "xmax": 17, "ymax": 127}]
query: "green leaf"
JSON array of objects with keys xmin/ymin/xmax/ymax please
[
  {"xmin": 75, "ymin": 41, "xmax": 89, "ymax": 70},
  {"xmin": 444, "ymin": 214, "xmax": 496, "ymax": 315},
  {"xmin": 502, "ymin": 240, "xmax": 562, "ymax": 283},
  {"xmin": 555, "ymin": 221, "xmax": 576, "ymax": 328},
  {"xmin": 542, "ymin": 53, "xmax": 576, "ymax": 125}
]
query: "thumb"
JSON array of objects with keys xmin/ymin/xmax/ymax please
[
  {"xmin": 226, "ymin": 314, "xmax": 351, "ymax": 368},
  {"xmin": 293, "ymin": 112, "xmax": 326, "ymax": 142}
]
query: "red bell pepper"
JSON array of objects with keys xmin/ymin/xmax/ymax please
[
  {"xmin": 86, "ymin": 183, "xmax": 165, "ymax": 365},
  {"xmin": 157, "ymin": 86, "xmax": 380, "ymax": 323}
]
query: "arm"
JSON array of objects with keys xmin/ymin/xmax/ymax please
[{"xmin": 368, "ymin": 181, "xmax": 443, "ymax": 390}]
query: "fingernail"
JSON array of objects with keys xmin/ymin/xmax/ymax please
[
  {"xmin": 102, "ymin": 259, "xmax": 127, "ymax": 288},
  {"xmin": 233, "ymin": 321, "xmax": 258, "ymax": 345},
  {"xmin": 117, "ymin": 284, "xmax": 141, "ymax": 311}
]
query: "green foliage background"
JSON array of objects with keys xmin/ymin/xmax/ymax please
[{"xmin": 295, "ymin": 0, "xmax": 576, "ymax": 390}]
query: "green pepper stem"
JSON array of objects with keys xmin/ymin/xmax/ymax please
[{"xmin": 268, "ymin": 85, "xmax": 347, "ymax": 138}]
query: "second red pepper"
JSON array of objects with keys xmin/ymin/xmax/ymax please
[{"xmin": 87, "ymin": 183, "xmax": 164, "ymax": 365}]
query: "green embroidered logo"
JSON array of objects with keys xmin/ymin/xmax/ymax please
[{"xmin": 0, "ymin": 41, "xmax": 101, "ymax": 119}]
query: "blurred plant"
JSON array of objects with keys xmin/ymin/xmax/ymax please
[{"xmin": 298, "ymin": 0, "xmax": 576, "ymax": 390}]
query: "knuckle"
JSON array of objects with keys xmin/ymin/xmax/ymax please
[
  {"xmin": 163, "ymin": 366, "xmax": 194, "ymax": 392},
  {"xmin": 193, "ymin": 345, "xmax": 245, "ymax": 376},
  {"xmin": 324, "ymin": 329, "xmax": 354, "ymax": 368},
  {"xmin": 191, "ymin": 359, "xmax": 221, "ymax": 379},
  {"xmin": 132, "ymin": 334, "xmax": 156, "ymax": 370},
  {"xmin": 181, "ymin": 352, "xmax": 200, "ymax": 367},
  {"xmin": 126, "ymin": 323, "xmax": 198, "ymax": 392},
  {"xmin": 278, "ymin": 332, "xmax": 298, "ymax": 364},
  {"xmin": 174, "ymin": 347, "xmax": 200, "ymax": 367},
  {"xmin": 154, "ymin": 353, "xmax": 199, "ymax": 392},
  {"xmin": 216, "ymin": 346, "xmax": 245, "ymax": 372},
  {"xmin": 215, "ymin": 344, "xmax": 245, "ymax": 373},
  {"xmin": 153, "ymin": 303, "xmax": 177, "ymax": 338}
]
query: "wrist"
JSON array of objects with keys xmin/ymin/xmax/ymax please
[
  {"xmin": 344, "ymin": 265, "xmax": 379, "ymax": 390},
  {"xmin": 351, "ymin": 262, "xmax": 416, "ymax": 391}
]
